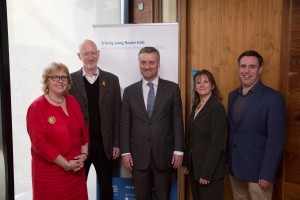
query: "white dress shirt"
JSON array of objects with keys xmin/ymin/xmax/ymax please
[{"xmin": 82, "ymin": 67, "xmax": 99, "ymax": 84}]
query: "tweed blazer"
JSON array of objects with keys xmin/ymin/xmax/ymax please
[{"xmin": 69, "ymin": 68, "xmax": 121, "ymax": 159}]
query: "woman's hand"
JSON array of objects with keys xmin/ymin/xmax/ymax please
[
  {"xmin": 71, "ymin": 153, "xmax": 88, "ymax": 172},
  {"xmin": 199, "ymin": 178, "xmax": 210, "ymax": 185},
  {"xmin": 182, "ymin": 167, "xmax": 189, "ymax": 174}
]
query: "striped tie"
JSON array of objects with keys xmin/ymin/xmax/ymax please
[{"xmin": 147, "ymin": 82, "xmax": 155, "ymax": 118}]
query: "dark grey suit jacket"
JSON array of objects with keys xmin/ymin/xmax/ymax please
[
  {"xmin": 69, "ymin": 68, "xmax": 122, "ymax": 159},
  {"xmin": 120, "ymin": 78, "xmax": 184, "ymax": 170},
  {"xmin": 183, "ymin": 96, "xmax": 227, "ymax": 182}
]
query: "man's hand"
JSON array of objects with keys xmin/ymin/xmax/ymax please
[
  {"xmin": 122, "ymin": 154, "xmax": 134, "ymax": 170},
  {"xmin": 172, "ymin": 154, "xmax": 183, "ymax": 169},
  {"xmin": 258, "ymin": 179, "xmax": 271, "ymax": 188}
]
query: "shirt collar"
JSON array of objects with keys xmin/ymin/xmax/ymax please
[
  {"xmin": 238, "ymin": 80, "xmax": 261, "ymax": 95},
  {"xmin": 142, "ymin": 76, "xmax": 159, "ymax": 87},
  {"xmin": 82, "ymin": 67, "xmax": 99, "ymax": 77}
]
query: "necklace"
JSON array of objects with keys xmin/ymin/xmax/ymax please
[
  {"xmin": 48, "ymin": 94, "xmax": 64, "ymax": 104},
  {"xmin": 196, "ymin": 101, "xmax": 206, "ymax": 111}
]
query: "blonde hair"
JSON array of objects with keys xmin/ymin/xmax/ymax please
[{"xmin": 41, "ymin": 62, "xmax": 71, "ymax": 94}]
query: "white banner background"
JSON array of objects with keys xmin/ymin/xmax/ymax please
[
  {"xmin": 93, "ymin": 23, "xmax": 178, "ymax": 90},
  {"xmin": 92, "ymin": 23, "xmax": 179, "ymax": 200}
]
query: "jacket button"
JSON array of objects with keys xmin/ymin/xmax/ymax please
[{"xmin": 233, "ymin": 144, "xmax": 237, "ymax": 147}]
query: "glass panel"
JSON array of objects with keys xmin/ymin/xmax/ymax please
[
  {"xmin": 1, "ymin": 1, "xmax": 13, "ymax": 198},
  {"xmin": 0, "ymin": 90, "xmax": 5, "ymax": 200},
  {"xmin": 6, "ymin": 0, "xmax": 122, "ymax": 199}
]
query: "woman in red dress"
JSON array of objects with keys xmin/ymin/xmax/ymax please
[{"xmin": 26, "ymin": 62, "xmax": 90, "ymax": 200}]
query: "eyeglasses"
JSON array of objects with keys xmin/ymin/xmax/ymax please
[
  {"xmin": 79, "ymin": 51, "xmax": 99, "ymax": 57},
  {"xmin": 48, "ymin": 76, "xmax": 68, "ymax": 82}
]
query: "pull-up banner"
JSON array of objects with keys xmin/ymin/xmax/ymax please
[
  {"xmin": 93, "ymin": 23, "xmax": 178, "ymax": 88},
  {"xmin": 93, "ymin": 23, "xmax": 179, "ymax": 200}
]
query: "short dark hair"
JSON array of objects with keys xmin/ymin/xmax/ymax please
[
  {"xmin": 237, "ymin": 50, "xmax": 263, "ymax": 66},
  {"xmin": 138, "ymin": 46, "xmax": 160, "ymax": 61}
]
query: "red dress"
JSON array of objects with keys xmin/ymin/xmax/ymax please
[{"xmin": 26, "ymin": 95, "xmax": 89, "ymax": 200}]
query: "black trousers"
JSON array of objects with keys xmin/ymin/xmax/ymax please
[
  {"xmin": 132, "ymin": 156, "xmax": 173, "ymax": 200},
  {"xmin": 85, "ymin": 135, "xmax": 113, "ymax": 200},
  {"xmin": 189, "ymin": 174, "xmax": 224, "ymax": 200}
]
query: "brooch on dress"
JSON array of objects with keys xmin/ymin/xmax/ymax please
[
  {"xmin": 102, "ymin": 81, "xmax": 106, "ymax": 86},
  {"xmin": 48, "ymin": 116, "xmax": 56, "ymax": 124}
]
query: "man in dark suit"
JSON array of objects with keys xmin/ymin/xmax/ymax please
[
  {"xmin": 120, "ymin": 46, "xmax": 184, "ymax": 200},
  {"xmin": 69, "ymin": 39, "xmax": 121, "ymax": 200},
  {"xmin": 227, "ymin": 50, "xmax": 286, "ymax": 199}
]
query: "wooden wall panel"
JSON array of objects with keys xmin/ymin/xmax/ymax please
[
  {"xmin": 186, "ymin": 0, "xmax": 284, "ymax": 110},
  {"xmin": 178, "ymin": 0, "xmax": 188, "ymax": 199},
  {"xmin": 183, "ymin": 0, "xmax": 286, "ymax": 199},
  {"xmin": 284, "ymin": 182, "xmax": 300, "ymax": 200},
  {"xmin": 284, "ymin": 0, "xmax": 300, "ymax": 199}
]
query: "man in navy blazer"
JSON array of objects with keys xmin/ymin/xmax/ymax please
[
  {"xmin": 120, "ymin": 46, "xmax": 184, "ymax": 200},
  {"xmin": 227, "ymin": 50, "xmax": 286, "ymax": 199}
]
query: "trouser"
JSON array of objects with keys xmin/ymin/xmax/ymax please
[
  {"xmin": 230, "ymin": 174, "xmax": 273, "ymax": 200},
  {"xmin": 132, "ymin": 157, "xmax": 173, "ymax": 200},
  {"xmin": 85, "ymin": 138, "xmax": 113, "ymax": 200}
]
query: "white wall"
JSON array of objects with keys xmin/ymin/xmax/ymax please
[{"xmin": 7, "ymin": 0, "xmax": 121, "ymax": 199}]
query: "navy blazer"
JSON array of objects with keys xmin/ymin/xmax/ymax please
[{"xmin": 227, "ymin": 81, "xmax": 286, "ymax": 183}]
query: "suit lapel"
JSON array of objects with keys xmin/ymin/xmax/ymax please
[
  {"xmin": 136, "ymin": 80, "xmax": 148, "ymax": 117},
  {"xmin": 73, "ymin": 70, "xmax": 88, "ymax": 102},
  {"xmin": 229, "ymin": 91, "xmax": 238, "ymax": 128},
  {"xmin": 98, "ymin": 69, "xmax": 106, "ymax": 105},
  {"xmin": 233, "ymin": 82, "xmax": 265, "ymax": 128},
  {"xmin": 152, "ymin": 78, "xmax": 165, "ymax": 118},
  {"xmin": 193, "ymin": 96, "xmax": 214, "ymax": 123}
]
